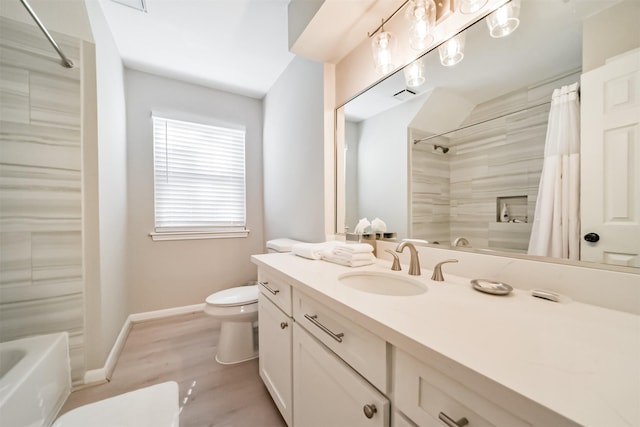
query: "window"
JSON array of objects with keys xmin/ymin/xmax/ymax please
[{"xmin": 150, "ymin": 115, "xmax": 248, "ymax": 240}]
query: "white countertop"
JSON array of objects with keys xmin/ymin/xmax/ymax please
[{"xmin": 252, "ymin": 252, "xmax": 640, "ymax": 427}]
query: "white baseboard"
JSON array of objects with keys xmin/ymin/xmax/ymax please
[{"xmin": 82, "ymin": 304, "xmax": 205, "ymax": 386}]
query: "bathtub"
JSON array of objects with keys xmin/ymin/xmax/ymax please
[{"xmin": 0, "ymin": 333, "xmax": 71, "ymax": 427}]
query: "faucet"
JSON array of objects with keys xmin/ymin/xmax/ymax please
[
  {"xmin": 396, "ymin": 242, "xmax": 421, "ymax": 276},
  {"xmin": 431, "ymin": 259, "xmax": 459, "ymax": 281},
  {"xmin": 453, "ymin": 237, "xmax": 470, "ymax": 247}
]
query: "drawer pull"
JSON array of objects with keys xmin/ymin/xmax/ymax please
[
  {"xmin": 304, "ymin": 314, "xmax": 344, "ymax": 343},
  {"xmin": 363, "ymin": 404, "xmax": 377, "ymax": 419},
  {"xmin": 438, "ymin": 412, "xmax": 469, "ymax": 427},
  {"xmin": 260, "ymin": 281, "xmax": 280, "ymax": 295},
  {"xmin": 280, "ymin": 321, "xmax": 288, "ymax": 329}
]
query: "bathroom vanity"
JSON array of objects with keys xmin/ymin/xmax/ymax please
[{"xmin": 253, "ymin": 252, "xmax": 640, "ymax": 427}]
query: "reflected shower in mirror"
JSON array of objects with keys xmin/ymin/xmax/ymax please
[{"xmin": 337, "ymin": 0, "xmax": 640, "ymax": 269}]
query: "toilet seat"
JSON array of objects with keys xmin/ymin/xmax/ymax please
[{"xmin": 206, "ymin": 285, "xmax": 258, "ymax": 307}]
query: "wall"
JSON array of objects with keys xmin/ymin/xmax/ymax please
[
  {"xmin": 83, "ymin": 0, "xmax": 129, "ymax": 372},
  {"xmin": 583, "ymin": 0, "xmax": 640, "ymax": 73},
  {"xmin": 0, "ymin": 17, "xmax": 85, "ymax": 383},
  {"xmin": 344, "ymin": 121, "xmax": 359, "ymax": 232},
  {"xmin": 124, "ymin": 69, "xmax": 264, "ymax": 312},
  {"xmin": 263, "ymin": 56, "xmax": 326, "ymax": 243}
]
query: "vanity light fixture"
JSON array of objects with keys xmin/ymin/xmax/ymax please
[
  {"xmin": 404, "ymin": 58, "xmax": 425, "ymax": 87},
  {"xmin": 405, "ymin": 0, "xmax": 436, "ymax": 51},
  {"xmin": 438, "ymin": 33, "xmax": 465, "ymax": 66},
  {"xmin": 371, "ymin": 20, "xmax": 397, "ymax": 75},
  {"xmin": 458, "ymin": 0, "xmax": 487, "ymax": 14},
  {"xmin": 486, "ymin": 0, "xmax": 520, "ymax": 38}
]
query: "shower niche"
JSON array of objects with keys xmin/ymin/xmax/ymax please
[
  {"xmin": 495, "ymin": 195, "xmax": 528, "ymax": 223},
  {"xmin": 490, "ymin": 195, "xmax": 532, "ymax": 252}
]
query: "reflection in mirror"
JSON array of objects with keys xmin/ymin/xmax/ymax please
[{"xmin": 337, "ymin": 0, "xmax": 640, "ymax": 269}]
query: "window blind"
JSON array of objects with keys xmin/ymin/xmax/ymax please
[{"xmin": 152, "ymin": 116, "xmax": 246, "ymax": 232}]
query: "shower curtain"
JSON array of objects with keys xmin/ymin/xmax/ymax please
[{"xmin": 528, "ymin": 82, "xmax": 580, "ymax": 260}]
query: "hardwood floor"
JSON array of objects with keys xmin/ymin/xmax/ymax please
[{"xmin": 60, "ymin": 312, "xmax": 286, "ymax": 427}]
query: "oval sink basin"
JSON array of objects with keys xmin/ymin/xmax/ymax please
[{"xmin": 338, "ymin": 271, "xmax": 427, "ymax": 296}]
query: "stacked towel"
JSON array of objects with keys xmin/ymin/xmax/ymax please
[
  {"xmin": 322, "ymin": 243, "xmax": 375, "ymax": 267},
  {"xmin": 292, "ymin": 241, "xmax": 340, "ymax": 260}
]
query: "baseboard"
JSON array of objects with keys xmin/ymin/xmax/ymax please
[{"xmin": 82, "ymin": 304, "xmax": 205, "ymax": 386}]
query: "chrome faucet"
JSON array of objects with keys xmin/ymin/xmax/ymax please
[{"xmin": 396, "ymin": 242, "xmax": 421, "ymax": 276}]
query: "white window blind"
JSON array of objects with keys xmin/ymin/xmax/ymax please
[{"xmin": 152, "ymin": 116, "xmax": 247, "ymax": 238}]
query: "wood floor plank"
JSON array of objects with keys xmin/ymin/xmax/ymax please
[{"xmin": 59, "ymin": 312, "xmax": 286, "ymax": 427}]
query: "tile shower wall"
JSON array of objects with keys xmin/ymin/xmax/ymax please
[
  {"xmin": 0, "ymin": 17, "xmax": 84, "ymax": 383},
  {"xmin": 411, "ymin": 74, "xmax": 578, "ymax": 251}
]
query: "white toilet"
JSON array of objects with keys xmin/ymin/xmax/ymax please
[{"xmin": 204, "ymin": 238, "xmax": 302, "ymax": 364}]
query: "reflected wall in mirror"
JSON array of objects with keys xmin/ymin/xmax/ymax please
[{"xmin": 337, "ymin": 0, "xmax": 640, "ymax": 269}]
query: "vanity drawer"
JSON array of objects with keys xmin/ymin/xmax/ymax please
[
  {"xmin": 258, "ymin": 269, "xmax": 293, "ymax": 316},
  {"xmin": 394, "ymin": 349, "xmax": 531, "ymax": 427},
  {"xmin": 293, "ymin": 290, "xmax": 387, "ymax": 392}
]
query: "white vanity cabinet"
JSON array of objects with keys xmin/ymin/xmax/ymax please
[
  {"xmin": 293, "ymin": 323, "xmax": 390, "ymax": 427},
  {"xmin": 258, "ymin": 271, "xmax": 294, "ymax": 426}
]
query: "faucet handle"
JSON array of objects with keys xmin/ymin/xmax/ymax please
[
  {"xmin": 431, "ymin": 259, "xmax": 459, "ymax": 281},
  {"xmin": 384, "ymin": 249, "xmax": 402, "ymax": 271}
]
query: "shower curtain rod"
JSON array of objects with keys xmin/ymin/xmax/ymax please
[
  {"xmin": 19, "ymin": 0, "xmax": 74, "ymax": 68},
  {"xmin": 412, "ymin": 97, "xmax": 571, "ymax": 145}
]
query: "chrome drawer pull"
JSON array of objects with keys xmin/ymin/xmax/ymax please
[
  {"xmin": 438, "ymin": 412, "xmax": 469, "ymax": 427},
  {"xmin": 304, "ymin": 314, "xmax": 344, "ymax": 343},
  {"xmin": 259, "ymin": 281, "xmax": 280, "ymax": 295}
]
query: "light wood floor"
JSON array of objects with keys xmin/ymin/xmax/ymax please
[{"xmin": 60, "ymin": 312, "xmax": 286, "ymax": 427}]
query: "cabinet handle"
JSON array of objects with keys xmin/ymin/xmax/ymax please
[
  {"xmin": 259, "ymin": 281, "xmax": 280, "ymax": 295},
  {"xmin": 304, "ymin": 314, "xmax": 344, "ymax": 343},
  {"xmin": 280, "ymin": 321, "xmax": 288, "ymax": 329},
  {"xmin": 363, "ymin": 404, "xmax": 377, "ymax": 419},
  {"xmin": 438, "ymin": 412, "xmax": 469, "ymax": 427}
]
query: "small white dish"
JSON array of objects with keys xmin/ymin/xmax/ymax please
[{"xmin": 471, "ymin": 279, "xmax": 513, "ymax": 295}]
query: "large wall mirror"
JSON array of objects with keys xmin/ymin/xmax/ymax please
[{"xmin": 336, "ymin": 0, "xmax": 640, "ymax": 270}]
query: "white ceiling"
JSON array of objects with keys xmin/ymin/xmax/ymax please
[{"xmin": 99, "ymin": 0, "xmax": 295, "ymax": 98}]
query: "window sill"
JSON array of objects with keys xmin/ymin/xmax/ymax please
[{"xmin": 149, "ymin": 229, "xmax": 250, "ymax": 241}]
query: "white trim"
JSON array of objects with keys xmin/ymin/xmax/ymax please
[
  {"xmin": 149, "ymin": 230, "xmax": 249, "ymax": 241},
  {"xmin": 82, "ymin": 304, "xmax": 205, "ymax": 385}
]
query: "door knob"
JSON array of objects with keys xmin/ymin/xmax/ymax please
[
  {"xmin": 584, "ymin": 232, "xmax": 600, "ymax": 243},
  {"xmin": 363, "ymin": 404, "xmax": 377, "ymax": 419},
  {"xmin": 280, "ymin": 322, "xmax": 288, "ymax": 329}
]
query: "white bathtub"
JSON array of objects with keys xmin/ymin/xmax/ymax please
[{"xmin": 0, "ymin": 333, "xmax": 71, "ymax": 427}]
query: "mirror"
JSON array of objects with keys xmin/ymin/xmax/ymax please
[{"xmin": 337, "ymin": 0, "xmax": 640, "ymax": 269}]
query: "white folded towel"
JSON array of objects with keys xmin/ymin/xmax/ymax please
[
  {"xmin": 333, "ymin": 243, "xmax": 374, "ymax": 255},
  {"xmin": 371, "ymin": 217, "xmax": 387, "ymax": 233},
  {"xmin": 292, "ymin": 241, "xmax": 340, "ymax": 260},
  {"xmin": 353, "ymin": 218, "xmax": 371, "ymax": 234},
  {"xmin": 322, "ymin": 252, "xmax": 375, "ymax": 267}
]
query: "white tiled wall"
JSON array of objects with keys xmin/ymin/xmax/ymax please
[{"xmin": 0, "ymin": 17, "xmax": 84, "ymax": 383}]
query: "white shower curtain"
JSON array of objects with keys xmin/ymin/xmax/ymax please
[{"xmin": 528, "ymin": 82, "xmax": 580, "ymax": 260}]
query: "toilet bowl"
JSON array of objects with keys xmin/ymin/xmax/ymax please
[{"xmin": 204, "ymin": 284, "xmax": 259, "ymax": 364}]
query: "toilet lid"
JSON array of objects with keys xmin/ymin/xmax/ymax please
[{"xmin": 206, "ymin": 285, "xmax": 259, "ymax": 307}]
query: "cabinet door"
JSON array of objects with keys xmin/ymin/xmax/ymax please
[
  {"xmin": 259, "ymin": 293, "xmax": 292, "ymax": 426},
  {"xmin": 293, "ymin": 323, "xmax": 389, "ymax": 427}
]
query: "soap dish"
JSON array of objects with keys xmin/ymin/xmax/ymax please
[{"xmin": 471, "ymin": 279, "xmax": 513, "ymax": 295}]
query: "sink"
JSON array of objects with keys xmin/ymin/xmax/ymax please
[{"xmin": 338, "ymin": 271, "xmax": 427, "ymax": 296}]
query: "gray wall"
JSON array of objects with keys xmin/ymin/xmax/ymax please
[
  {"xmin": 263, "ymin": 56, "xmax": 325, "ymax": 243},
  {"xmin": 84, "ymin": 0, "xmax": 129, "ymax": 372},
  {"xmin": 124, "ymin": 69, "xmax": 265, "ymax": 313}
]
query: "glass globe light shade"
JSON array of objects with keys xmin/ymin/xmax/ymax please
[
  {"xmin": 438, "ymin": 33, "xmax": 465, "ymax": 67},
  {"xmin": 458, "ymin": 0, "xmax": 488, "ymax": 14},
  {"xmin": 486, "ymin": 0, "xmax": 521, "ymax": 38},
  {"xmin": 405, "ymin": 0, "xmax": 436, "ymax": 51},
  {"xmin": 404, "ymin": 59, "xmax": 426, "ymax": 88},
  {"xmin": 371, "ymin": 30, "xmax": 396, "ymax": 75}
]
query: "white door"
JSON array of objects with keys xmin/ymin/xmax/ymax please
[
  {"xmin": 258, "ymin": 293, "xmax": 293, "ymax": 426},
  {"xmin": 580, "ymin": 48, "xmax": 640, "ymax": 267},
  {"xmin": 292, "ymin": 323, "xmax": 390, "ymax": 427}
]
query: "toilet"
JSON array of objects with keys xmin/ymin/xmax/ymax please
[{"xmin": 204, "ymin": 238, "xmax": 302, "ymax": 364}]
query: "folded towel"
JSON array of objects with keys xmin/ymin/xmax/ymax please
[
  {"xmin": 322, "ymin": 252, "xmax": 375, "ymax": 267},
  {"xmin": 333, "ymin": 243, "xmax": 374, "ymax": 254},
  {"xmin": 292, "ymin": 241, "xmax": 340, "ymax": 260},
  {"xmin": 371, "ymin": 217, "xmax": 387, "ymax": 232},
  {"xmin": 353, "ymin": 218, "xmax": 371, "ymax": 234},
  {"xmin": 266, "ymin": 238, "xmax": 303, "ymax": 252}
]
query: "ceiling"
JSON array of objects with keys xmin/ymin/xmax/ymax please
[{"xmin": 99, "ymin": 0, "xmax": 295, "ymax": 98}]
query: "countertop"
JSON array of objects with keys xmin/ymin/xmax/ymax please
[{"xmin": 252, "ymin": 252, "xmax": 640, "ymax": 427}]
